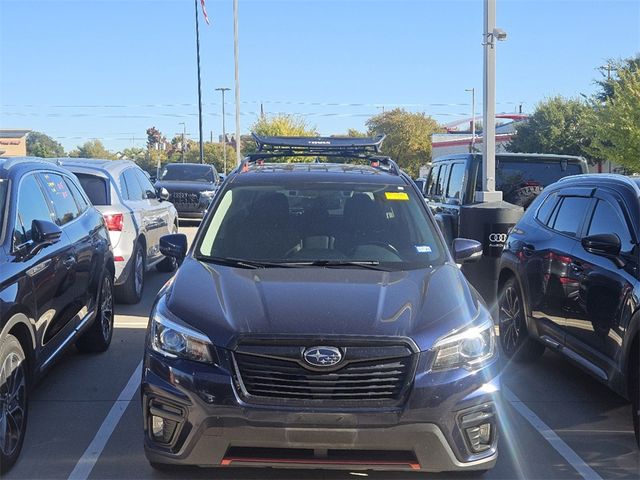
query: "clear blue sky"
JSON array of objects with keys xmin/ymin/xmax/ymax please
[{"xmin": 1, "ymin": 0, "xmax": 638, "ymax": 152}]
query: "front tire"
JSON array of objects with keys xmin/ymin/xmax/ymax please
[
  {"xmin": 0, "ymin": 334, "xmax": 28, "ymax": 474},
  {"xmin": 116, "ymin": 242, "xmax": 145, "ymax": 304},
  {"xmin": 498, "ymin": 277, "xmax": 545, "ymax": 362},
  {"xmin": 630, "ymin": 345, "xmax": 639, "ymax": 448},
  {"xmin": 76, "ymin": 273, "xmax": 114, "ymax": 353}
]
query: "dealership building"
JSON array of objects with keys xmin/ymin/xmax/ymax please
[{"xmin": 0, "ymin": 129, "xmax": 31, "ymax": 157}]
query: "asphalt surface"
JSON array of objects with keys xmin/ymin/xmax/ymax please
[{"xmin": 7, "ymin": 224, "xmax": 639, "ymax": 480}]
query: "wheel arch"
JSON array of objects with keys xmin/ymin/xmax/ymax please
[{"xmin": 1, "ymin": 313, "xmax": 36, "ymax": 380}]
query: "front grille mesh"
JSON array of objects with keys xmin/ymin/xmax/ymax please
[
  {"xmin": 234, "ymin": 352, "xmax": 413, "ymax": 402},
  {"xmin": 169, "ymin": 191, "xmax": 199, "ymax": 207}
]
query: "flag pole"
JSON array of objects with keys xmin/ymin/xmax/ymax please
[{"xmin": 194, "ymin": 0, "xmax": 205, "ymax": 164}]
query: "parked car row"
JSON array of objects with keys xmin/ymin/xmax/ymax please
[{"xmin": 0, "ymin": 156, "xmax": 219, "ymax": 471}]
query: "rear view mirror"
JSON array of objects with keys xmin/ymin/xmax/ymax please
[
  {"xmin": 582, "ymin": 234, "xmax": 621, "ymax": 257},
  {"xmin": 160, "ymin": 234, "xmax": 188, "ymax": 264},
  {"xmin": 157, "ymin": 187, "xmax": 170, "ymax": 201},
  {"xmin": 452, "ymin": 238, "xmax": 483, "ymax": 264},
  {"xmin": 32, "ymin": 219, "xmax": 62, "ymax": 245}
]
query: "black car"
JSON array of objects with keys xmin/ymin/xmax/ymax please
[
  {"xmin": 154, "ymin": 163, "xmax": 220, "ymax": 220},
  {"xmin": 497, "ymin": 174, "xmax": 640, "ymax": 447},
  {"xmin": 0, "ymin": 158, "xmax": 115, "ymax": 472},
  {"xmin": 142, "ymin": 135, "xmax": 500, "ymax": 474},
  {"xmin": 426, "ymin": 153, "xmax": 588, "ymax": 244}
]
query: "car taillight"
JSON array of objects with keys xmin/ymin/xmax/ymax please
[{"xmin": 103, "ymin": 213, "xmax": 124, "ymax": 231}]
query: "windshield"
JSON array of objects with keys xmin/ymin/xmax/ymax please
[
  {"xmin": 0, "ymin": 180, "xmax": 6, "ymax": 236},
  {"xmin": 160, "ymin": 164, "xmax": 214, "ymax": 183},
  {"xmin": 197, "ymin": 182, "xmax": 445, "ymax": 270}
]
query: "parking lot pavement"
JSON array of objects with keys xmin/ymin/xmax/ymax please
[{"xmin": 6, "ymin": 225, "xmax": 639, "ymax": 480}]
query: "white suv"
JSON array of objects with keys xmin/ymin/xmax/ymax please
[{"xmin": 59, "ymin": 159, "xmax": 179, "ymax": 304}]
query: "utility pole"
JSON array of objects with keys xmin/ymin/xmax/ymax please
[
  {"xmin": 476, "ymin": 0, "xmax": 506, "ymax": 203},
  {"xmin": 233, "ymin": 0, "xmax": 242, "ymax": 166},
  {"xmin": 465, "ymin": 88, "xmax": 476, "ymax": 153},
  {"xmin": 194, "ymin": 0, "xmax": 205, "ymax": 164},
  {"xmin": 215, "ymin": 87, "xmax": 231, "ymax": 174},
  {"xmin": 179, "ymin": 122, "xmax": 186, "ymax": 163}
]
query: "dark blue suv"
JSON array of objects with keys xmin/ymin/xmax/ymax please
[
  {"xmin": 498, "ymin": 174, "xmax": 640, "ymax": 447},
  {"xmin": 0, "ymin": 158, "xmax": 115, "ymax": 472},
  {"xmin": 142, "ymin": 136, "xmax": 500, "ymax": 474}
]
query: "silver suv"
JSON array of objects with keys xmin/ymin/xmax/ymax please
[{"xmin": 59, "ymin": 159, "xmax": 179, "ymax": 304}]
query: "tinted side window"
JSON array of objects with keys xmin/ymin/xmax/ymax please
[
  {"xmin": 434, "ymin": 164, "xmax": 449, "ymax": 197},
  {"xmin": 76, "ymin": 173, "xmax": 109, "ymax": 205},
  {"xmin": 14, "ymin": 175, "xmax": 54, "ymax": 245},
  {"xmin": 40, "ymin": 172, "xmax": 81, "ymax": 226},
  {"xmin": 587, "ymin": 199, "xmax": 634, "ymax": 253},
  {"xmin": 446, "ymin": 163, "xmax": 465, "ymax": 200},
  {"xmin": 122, "ymin": 169, "xmax": 144, "ymax": 201},
  {"xmin": 549, "ymin": 196, "xmax": 591, "ymax": 237},
  {"xmin": 426, "ymin": 165, "xmax": 440, "ymax": 196},
  {"xmin": 535, "ymin": 191, "xmax": 559, "ymax": 225},
  {"xmin": 65, "ymin": 177, "xmax": 89, "ymax": 213}
]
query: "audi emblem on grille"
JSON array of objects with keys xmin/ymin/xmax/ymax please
[{"xmin": 302, "ymin": 346, "xmax": 342, "ymax": 367}]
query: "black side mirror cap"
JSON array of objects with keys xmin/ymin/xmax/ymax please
[
  {"xmin": 160, "ymin": 234, "xmax": 188, "ymax": 263},
  {"xmin": 452, "ymin": 238, "xmax": 483, "ymax": 264},
  {"xmin": 32, "ymin": 219, "xmax": 62, "ymax": 245},
  {"xmin": 582, "ymin": 233, "xmax": 621, "ymax": 257}
]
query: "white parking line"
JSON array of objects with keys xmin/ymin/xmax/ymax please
[
  {"xmin": 503, "ymin": 386, "xmax": 603, "ymax": 480},
  {"xmin": 68, "ymin": 361, "xmax": 143, "ymax": 480}
]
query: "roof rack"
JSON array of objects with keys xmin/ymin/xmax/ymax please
[
  {"xmin": 253, "ymin": 133, "xmax": 385, "ymax": 154},
  {"xmin": 239, "ymin": 134, "xmax": 400, "ymax": 175}
]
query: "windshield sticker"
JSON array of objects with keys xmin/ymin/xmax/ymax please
[
  {"xmin": 385, "ymin": 191, "xmax": 409, "ymax": 201},
  {"xmin": 415, "ymin": 245, "xmax": 432, "ymax": 254}
]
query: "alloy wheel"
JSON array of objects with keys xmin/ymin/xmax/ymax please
[
  {"xmin": 499, "ymin": 285, "xmax": 523, "ymax": 356},
  {"xmin": 134, "ymin": 248, "xmax": 144, "ymax": 297},
  {"xmin": 100, "ymin": 277, "xmax": 114, "ymax": 341},
  {"xmin": 0, "ymin": 352, "xmax": 26, "ymax": 457}
]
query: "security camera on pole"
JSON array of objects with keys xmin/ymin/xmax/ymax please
[{"xmin": 457, "ymin": 0, "xmax": 524, "ymax": 307}]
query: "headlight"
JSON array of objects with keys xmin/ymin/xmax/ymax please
[
  {"xmin": 150, "ymin": 307, "xmax": 215, "ymax": 363},
  {"xmin": 431, "ymin": 320, "xmax": 496, "ymax": 371}
]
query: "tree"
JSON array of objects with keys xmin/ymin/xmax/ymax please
[
  {"xmin": 69, "ymin": 140, "xmax": 115, "ymax": 159},
  {"xmin": 365, "ymin": 108, "xmax": 442, "ymax": 177},
  {"xmin": 586, "ymin": 67, "xmax": 640, "ymax": 171},
  {"xmin": 594, "ymin": 55, "xmax": 640, "ymax": 102},
  {"xmin": 507, "ymin": 96, "xmax": 595, "ymax": 162},
  {"xmin": 26, "ymin": 131, "xmax": 64, "ymax": 157},
  {"xmin": 181, "ymin": 140, "xmax": 236, "ymax": 173},
  {"xmin": 146, "ymin": 127, "xmax": 167, "ymax": 151},
  {"xmin": 242, "ymin": 114, "xmax": 318, "ymax": 155}
]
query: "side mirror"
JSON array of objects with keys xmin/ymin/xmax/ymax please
[
  {"xmin": 452, "ymin": 238, "xmax": 483, "ymax": 264},
  {"xmin": 145, "ymin": 189, "xmax": 157, "ymax": 200},
  {"xmin": 160, "ymin": 234, "xmax": 188, "ymax": 264},
  {"xmin": 32, "ymin": 219, "xmax": 62, "ymax": 245},
  {"xmin": 156, "ymin": 187, "xmax": 170, "ymax": 201},
  {"xmin": 582, "ymin": 233, "xmax": 621, "ymax": 257}
]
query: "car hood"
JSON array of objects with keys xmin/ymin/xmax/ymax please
[
  {"xmin": 154, "ymin": 180, "xmax": 216, "ymax": 192},
  {"xmin": 163, "ymin": 258, "xmax": 485, "ymax": 351}
]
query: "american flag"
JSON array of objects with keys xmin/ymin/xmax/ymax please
[{"xmin": 200, "ymin": 0, "xmax": 210, "ymax": 25}]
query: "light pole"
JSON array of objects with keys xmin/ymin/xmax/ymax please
[
  {"xmin": 215, "ymin": 87, "xmax": 231, "ymax": 174},
  {"xmin": 476, "ymin": 0, "xmax": 507, "ymax": 203},
  {"xmin": 179, "ymin": 122, "xmax": 186, "ymax": 163},
  {"xmin": 233, "ymin": 0, "xmax": 242, "ymax": 166},
  {"xmin": 465, "ymin": 88, "xmax": 476, "ymax": 153}
]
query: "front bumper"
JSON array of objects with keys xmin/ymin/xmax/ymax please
[{"xmin": 142, "ymin": 351, "xmax": 501, "ymax": 472}]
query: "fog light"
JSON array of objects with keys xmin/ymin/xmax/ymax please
[
  {"xmin": 151, "ymin": 415, "xmax": 164, "ymax": 437},
  {"xmin": 150, "ymin": 415, "xmax": 177, "ymax": 444},
  {"xmin": 465, "ymin": 422, "xmax": 492, "ymax": 453}
]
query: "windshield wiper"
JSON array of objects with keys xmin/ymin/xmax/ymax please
[
  {"xmin": 279, "ymin": 260, "xmax": 391, "ymax": 271},
  {"xmin": 198, "ymin": 257, "xmax": 295, "ymax": 269}
]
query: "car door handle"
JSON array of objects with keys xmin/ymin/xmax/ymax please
[{"xmin": 63, "ymin": 256, "xmax": 77, "ymax": 269}]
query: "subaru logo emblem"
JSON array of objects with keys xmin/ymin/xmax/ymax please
[{"xmin": 303, "ymin": 346, "xmax": 342, "ymax": 368}]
